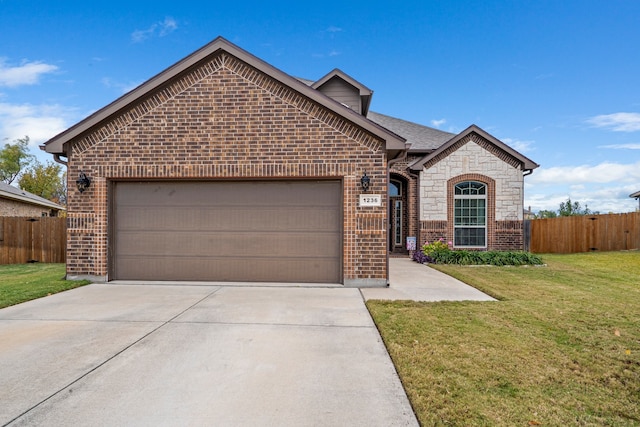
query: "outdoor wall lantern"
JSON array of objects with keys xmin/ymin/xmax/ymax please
[
  {"xmin": 76, "ymin": 172, "xmax": 91, "ymax": 193},
  {"xmin": 360, "ymin": 171, "xmax": 370, "ymax": 192}
]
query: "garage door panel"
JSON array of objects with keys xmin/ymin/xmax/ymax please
[
  {"xmin": 116, "ymin": 256, "xmax": 340, "ymax": 282},
  {"xmin": 113, "ymin": 181, "xmax": 342, "ymax": 283},
  {"xmin": 116, "ymin": 206, "xmax": 341, "ymax": 232},
  {"xmin": 117, "ymin": 181, "xmax": 340, "ymax": 207},
  {"xmin": 116, "ymin": 231, "xmax": 341, "ymax": 258}
]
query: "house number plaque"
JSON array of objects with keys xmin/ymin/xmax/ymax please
[{"xmin": 359, "ymin": 194, "xmax": 382, "ymax": 207}]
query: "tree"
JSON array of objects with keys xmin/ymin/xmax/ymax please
[
  {"xmin": 0, "ymin": 136, "xmax": 35, "ymax": 184},
  {"xmin": 18, "ymin": 161, "xmax": 67, "ymax": 206},
  {"xmin": 535, "ymin": 198, "xmax": 600, "ymax": 219},
  {"xmin": 558, "ymin": 197, "xmax": 594, "ymax": 216},
  {"xmin": 535, "ymin": 209, "xmax": 558, "ymax": 219}
]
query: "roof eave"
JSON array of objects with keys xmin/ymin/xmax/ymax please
[
  {"xmin": 44, "ymin": 38, "xmax": 404, "ymax": 156},
  {"xmin": 0, "ymin": 192, "xmax": 64, "ymax": 210},
  {"xmin": 410, "ymin": 124, "xmax": 540, "ymax": 172},
  {"xmin": 311, "ymin": 68, "xmax": 373, "ymax": 96}
]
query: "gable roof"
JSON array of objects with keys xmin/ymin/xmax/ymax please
[
  {"xmin": 42, "ymin": 37, "xmax": 406, "ymax": 159},
  {"xmin": 409, "ymin": 124, "xmax": 540, "ymax": 172},
  {"xmin": 366, "ymin": 112, "xmax": 455, "ymax": 152},
  {"xmin": 298, "ymin": 74, "xmax": 460, "ymax": 154},
  {"xmin": 311, "ymin": 69, "xmax": 373, "ymax": 115},
  {"xmin": 0, "ymin": 182, "xmax": 64, "ymax": 211}
]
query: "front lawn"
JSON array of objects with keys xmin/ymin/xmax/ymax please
[
  {"xmin": 0, "ymin": 263, "xmax": 90, "ymax": 309},
  {"xmin": 367, "ymin": 251, "xmax": 640, "ymax": 426}
]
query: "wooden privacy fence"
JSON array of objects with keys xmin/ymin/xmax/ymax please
[
  {"xmin": 0, "ymin": 217, "xmax": 66, "ymax": 264},
  {"xmin": 528, "ymin": 212, "xmax": 640, "ymax": 254}
]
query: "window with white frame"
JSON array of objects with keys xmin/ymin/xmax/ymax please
[{"xmin": 454, "ymin": 181, "xmax": 487, "ymax": 247}]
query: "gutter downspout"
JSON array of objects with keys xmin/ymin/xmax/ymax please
[
  {"xmin": 39, "ymin": 144, "xmax": 69, "ymax": 167},
  {"xmin": 53, "ymin": 154, "xmax": 68, "ymax": 167},
  {"xmin": 386, "ymin": 145, "xmax": 409, "ymax": 287}
]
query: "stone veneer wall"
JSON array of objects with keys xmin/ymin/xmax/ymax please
[
  {"xmin": 419, "ymin": 134, "xmax": 525, "ymax": 250},
  {"xmin": 65, "ymin": 52, "xmax": 389, "ymax": 285}
]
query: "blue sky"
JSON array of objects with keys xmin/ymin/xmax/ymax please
[{"xmin": 1, "ymin": 0, "xmax": 639, "ymax": 213}]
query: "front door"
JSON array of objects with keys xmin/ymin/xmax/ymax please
[{"xmin": 389, "ymin": 197, "xmax": 403, "ymax": 250}]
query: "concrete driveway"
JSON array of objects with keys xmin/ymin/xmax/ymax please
[{"xmin": 0, "ymin": 283, "xmax": 418, "ymax": 426}]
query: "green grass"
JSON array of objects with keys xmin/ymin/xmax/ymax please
[
  {"xmin": 0, "ymin": 263, "xmax": 90, "ymax": 309},
  {"xmin": 367, "ymin": 251, "xmax": 640, "ymax": 426}
]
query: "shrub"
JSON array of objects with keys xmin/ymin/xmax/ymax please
[
  {"xmin": 430, "ymin": 250, "xmax": 543, "ymax": 266},
  {"xmin": 422, "ymin": 238, "xmax": 452, "ymax": 257},
  {"xmin": 412, "ymin": 250, "xmax": 435, "ymax": 264},
  {"xmin": 414, "ymin": 238, "xmax": 543, "ymax": 266}
]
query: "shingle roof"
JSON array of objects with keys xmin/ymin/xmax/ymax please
[
  {"xmin": 0, "ymin": 182, "xmax": 64, "ymax": 211},
  {"xmin": 366, "ymin": 111, "xmax": 455, "ymax": 152}
]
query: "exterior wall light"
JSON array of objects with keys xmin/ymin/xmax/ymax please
[
  {"xmin": 76, "ymin": 172, "xmax": 91, "ymax": 193},
  {"xmin": 360, "ymin": 171, "xmax": 370, "ymax": 192}
]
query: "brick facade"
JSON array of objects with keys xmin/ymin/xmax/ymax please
[
  {"xmin": 389, "ymin": 157, "xmax": 419, "ymax": 254},
  {"xmin": 65, "ymin": 52, "xmax": 389, "ymax": 285}
]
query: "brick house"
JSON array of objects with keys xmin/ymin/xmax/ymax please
[
  {"xmin": 43, "ymin": 37, "xmax": 537, "ymax": 285},
  {"xmin": 0, "ymin": 182, "xmax": 64, "ymax": 217}
]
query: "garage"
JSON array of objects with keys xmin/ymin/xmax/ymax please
[{"xmin": 112, "ymin": 180, "xmax": 342, "ymax": 283}]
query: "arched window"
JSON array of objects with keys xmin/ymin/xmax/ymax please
[
  {"xmin": 388, "ymin": 180, "xmax": 401, "ymax": 197},
  {"xmin": 454, "ymin": 181, "xmax": 487, "ymax": 247}
]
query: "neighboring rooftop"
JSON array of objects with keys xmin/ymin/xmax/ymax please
[{"xmin": 0, "ymin": 181, "xmax": 64, "ymax": 211}]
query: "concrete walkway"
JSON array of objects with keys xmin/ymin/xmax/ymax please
[
  {"xmin": 363, "ymin": 258, "xmax": 497, "ymax": 302},
  {"xmin": 0, "ymin": 258, "xmax": 492, "ymax": 426}
]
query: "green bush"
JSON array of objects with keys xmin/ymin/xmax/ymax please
[
  {"xmin": 422, "ymin": 238, "xmax": 452, "ymax": 256},
  {"xmin": 418, "ymin": 238, "xmax": 543, "ymax": 266},
  {"xmin": 429, "ymin": 249, "xmax": 543, "ymax": 266}
]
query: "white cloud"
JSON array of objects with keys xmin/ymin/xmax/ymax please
[
  {"xmin": 599, "ymin": 143, "xmax": 640, "ymax": 149},
  {"xmin": 587, "ymin": 112, "xmax": 640, "ymax": 132},
  {"xmin": 526, "ymin": 185, "xmax": 639, "ymax": 214},
  {"xmin": 524, "ymin": 161, "xmax": 640, "ymax": 213},
  {"xmin": 431, "ymin": 118, "xmax": 446, "ymax": 128},
  {"xmin": 326, "ymin": 26, "xmax": 343, "ymax": 33},
  {"xmin": 528, "ymin": 161, "xmax": 640, "ymax": 186},
  {"xmin": 101, "ymin": 77, "xmax": 142, "ymax": 94},
  {"xmin": 0, "ymin": 102, "xmax": 76, "ymax": 146},
  {"xmin": 502, "ymin": 137, "xmax": 534, "ymax": 153},
  {"xmin": 0, "ymin": 59, "xmax": 58, "ymax": 87},
  {"xmin": 534, "ymin": 73, "xmax": 554, "ymax": 80},
  {"xmin": 132, "ymin": 17, "xmax": 178, "ymax": 43}
]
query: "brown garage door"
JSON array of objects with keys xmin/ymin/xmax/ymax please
[{"xmin": 112, "ymin": 180, "xmax": 342, "ymax": 283}]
